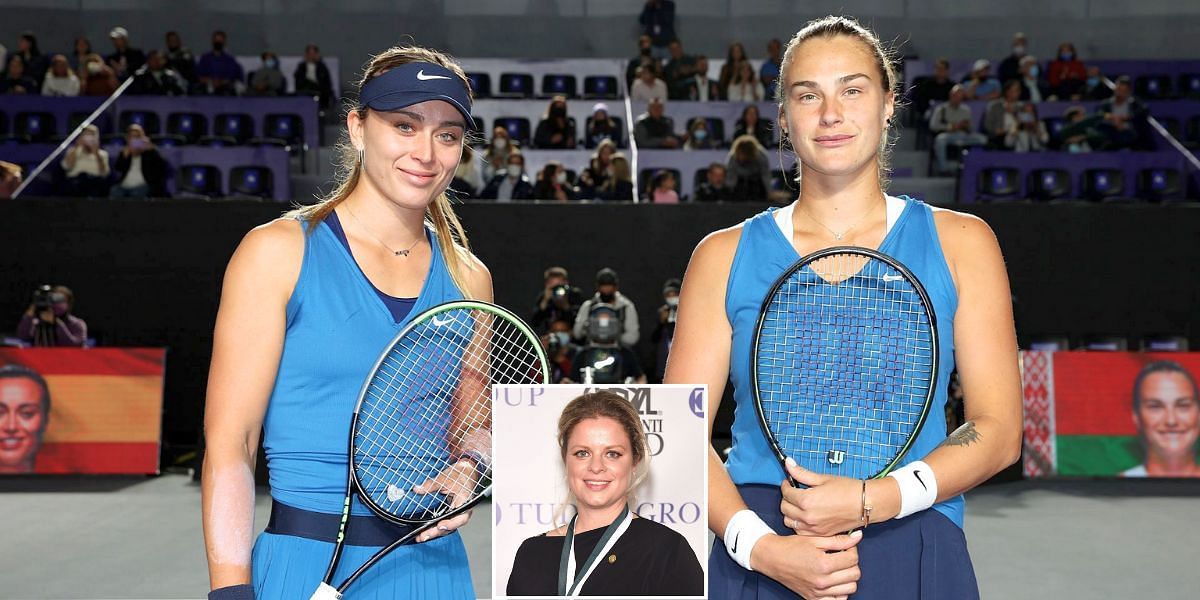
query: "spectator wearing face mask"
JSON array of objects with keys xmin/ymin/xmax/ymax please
[
  {"xmin": 997, "ymin": 32, "xmax": 1028, "ymax": 84},
  {"xmin": 532, "ymin": 266, "xmax": 585, "ymax": 334},
  {"xmin": 110, "ymin": 124, "xmax": 168, "ymax": 198},
  {"xmin": 195, "ymin": 30, "xmax": 243, "ymax": 95},
  {"xmin": 480, "ymin": 151, "xmax": 534, "ymax": 201},
  {"xmin": 585, "ymin": 103, "xmax": 620, "ymax": 149},
  {"xmin": 651, "ymin": 278, "xmax": 682, "ymax": 382},
  {"xmin": 17, "ymin": 285, "xmax": 87, "ymax": 347},
  {"xmin": 1017, "ymin": 55, "xmax": 1048, "ymax": 103},
  {"xmin": 684, "ymin": 118, "xmax": 717, "ymax": 151},
  {"xmin": 163, "ymin": 31, "xmax": 196, "ymax": 84},
  {"xmin": 483, "ymin": 126, "xmax": 515, "ymax": 181},
  {"xmin": 1005, "ymin": 102, "xmax": 1048, "ymax": 152},
  {"xmin": 1047, "ymin": 42, "xmax": 1087, "ymax": 99},
  {"xmin": 80, "ymin": 53, "xmax": 118, "ymax": 96},
  {"xmin": 1055, "ymin": 105, "xmax": 1103, "ymax": 153},
  {"xmin": 542, "ymin": 318, "xmax": 580, "ymax": 384},
  {"xmin": 105, "ymin": 27, "xmax": 145, "ymax": 81},
  {"xmin": 573, "ymin": 268, "xmax": 640, "ymax": 347},
  {"xmin": 128, "ymin": 50, "xmax": 186, "ymax": 96},
  {"xmin": 532, "ymin": 161, "xmax": 575, "ymax": 201},
  {"xmin": 41, "ymin": 54, "xmax": 80, "ymax": 97},
  {"xmin": 1081, "ymin": 66, "xmax": 1112, "ymax": 101},
  {"xmin": 60, "ymin": 125, "xmax": 110, "ymax": 197},
  {"xmin": 963, "ymin": 58, "xmax": 1001, "ymax": 101},
  {"xmin": 533, "ymin": 96, "xmax": 576, "ymax": 149},
  {"xmin": 247, "ymin": 51, "xmax": 286, "ymax": 96}
]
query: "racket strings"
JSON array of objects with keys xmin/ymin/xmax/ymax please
[
  {"xmin": 757, "ymin": 252, "xmax": 935, "ymax": 479},
  {"xmin": 353, "ymin": 308, "xmax": 544, "ymax": 520}
]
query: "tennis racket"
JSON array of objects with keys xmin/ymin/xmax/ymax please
[
  {"xmin": 751, "ymin": 246, "xmax": 939, "ymax": 484},
  {"xmin": 310, "ymin": 300, "xmax": 549, "ymax": 599}
]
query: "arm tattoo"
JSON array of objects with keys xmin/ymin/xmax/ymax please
[{"xmin": 940, "ymin": 420, "xmax": 981, "ymax": 448}]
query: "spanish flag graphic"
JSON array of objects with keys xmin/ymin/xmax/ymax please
[{"xmin": 0, "ymin": 348, "xmax": 165, "ymax": 475}]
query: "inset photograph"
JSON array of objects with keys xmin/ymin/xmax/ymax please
[{"xmin": 492, "ymin": 384, "xmax": 708, "ymax": 598}]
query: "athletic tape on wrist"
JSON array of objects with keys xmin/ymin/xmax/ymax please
[
  {"xmin": 888, "ymin": 460, "xmax": 938, "ymax": 519},
  {"xmin": 723, "ymin": 509, "xmax": 774, "ymax": 571}
]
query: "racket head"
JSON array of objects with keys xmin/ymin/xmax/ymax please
[
  {"xmin": 348, "ymin": 300, "xmax": 549, "ymax": 524},
  {"xmin": 751, "ymin": 246, "xmax": 939, "ymax": 481}
]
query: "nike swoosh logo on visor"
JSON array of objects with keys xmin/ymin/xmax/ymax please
[{"xmin": 417, "ymin": 70, "xmax": 451, "ymax": 81}]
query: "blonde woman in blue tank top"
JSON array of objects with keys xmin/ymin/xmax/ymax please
[
  {"xmin": 665, "ymin": 16, "xmax": 1022, "ymax": 600},
  {"xmin": 201, "ymin": 46, "xmax": 492, "ymax": 600}
]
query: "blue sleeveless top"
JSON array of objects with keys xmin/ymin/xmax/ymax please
[
  {"xmin": 723, "ymin": 197, "xmax": 964, "ymax": 527},
  {"xmin": 324, "ymin": 210, "xmax": 418, "ymax": 323},
  {"xmin": 263, "ymin": 216, "xmax": 463, "ymax": 516}
]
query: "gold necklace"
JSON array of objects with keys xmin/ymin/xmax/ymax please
[
  {"xmin": 342, "ymin": 205, "xmax": 422, "ymax": 257},
  {"xmin": 800, "ymin": 200, "xmax": 880, "ymax": 241}
]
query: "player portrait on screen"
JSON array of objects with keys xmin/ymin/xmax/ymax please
[
  {"xmin": 505, "ymin": 390, "xmax": 704, "ymax": 597},
  {"xmin": 1123, "ymin": 360, "xmax": 1200, "ymax": 478},
  {"xmin": 0, "ymin": 365, "xmax": 51, "ymax": 474},
  {"xmin": 665, "ymin": 14, "xmax": 1022, "ymax": 600},
  {"xmin": 201, "ymin": 45, "xmax": 492, "ymax": 599}
]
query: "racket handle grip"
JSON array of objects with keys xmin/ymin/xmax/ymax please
[{"xmin": 309, "ymin": 582, "xmax": 343, "ymax": 600}]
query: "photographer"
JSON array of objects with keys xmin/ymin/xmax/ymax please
[
  {"xmin": 572, "ymin": 267, "xmax": 640, "ymax": 347},
  {"xmin": 541, "ymin": 318, "xmax": 578, "ymax": 384},
  {"xmin": 17, "ymin": 285, "xmax": 87, "ymax": 347},
  {"xmin": 570, "ymin": 304, "xmax": 646, "ymax": 385},
  {"xmin": 651, "ymin": 278, "xmax": 681, "ymax": 382},
  {"xmin": 531, "ymin": 266, "xmax": 583, "ymax": 334}
]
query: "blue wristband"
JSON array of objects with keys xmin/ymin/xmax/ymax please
[{"xmin": 208, "ymin": 584, "xmax": 255, "ymax": 600}]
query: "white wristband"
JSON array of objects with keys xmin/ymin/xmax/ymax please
[
  {"xmin": 887, "ymin": 460, "xmax": 938, "ymax": 519},
  {"xmin": 723, "ymin": 509, "xmax": 774, "ymax": 571}
]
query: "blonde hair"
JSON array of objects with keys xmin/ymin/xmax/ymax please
[
  {"xmin": 776, "ymin": 15, "xmax": 902, "ymax": 189},
  {"xmin": 287, "ymin": 45, "xmax": 478, "ymax": 296},
  {"xmin": 555, "ymin": 391, "xmax": 651, "ymax": 520}
]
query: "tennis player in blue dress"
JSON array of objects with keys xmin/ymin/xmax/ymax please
[
  {"xmin": 665, "ymin": 16, "xmax": 1023, "ymax": 600},
  {"xmin": 201, "ymin": 46, "xmax": 491, "ymax": 599}
]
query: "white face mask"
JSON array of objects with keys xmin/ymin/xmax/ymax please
[
  {"xmin": 508, "ymin": 165, "xmax": 521, "ymax": 179},
  {"xmin": 665, "ymin": 296, "xmax": 680, "ymax": 306},
  {"xmin": 493, "ymin": 137, "xmax": 508, "ymax": 150},
  {"xmin": 87, "ymin": 62, "xmax": 102, "ymax": 75},
  {"xmin": 555, "ymin": 171, "xmax": 568, "ymax": 184}
]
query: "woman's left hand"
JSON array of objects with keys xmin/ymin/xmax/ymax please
[
  {"xmin": 779, "ymin": 457, "xmax": 864, "ymax": 537},
  {"xmin": 412, "ymin": 460, "xmax": 477, "ymax": 542}
]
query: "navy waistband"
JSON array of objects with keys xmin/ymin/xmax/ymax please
[{"xmin": 265, "ymin": 500, "xmax": 416, "ymax": 547}]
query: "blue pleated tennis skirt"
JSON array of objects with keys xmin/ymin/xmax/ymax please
[
  {"xmin": 250, "ymin": 502, "xmax": 476, "ymax": 599},
  {"xmin": 709, "ymin": 484, "xmax": 979, "ymax": 600}
]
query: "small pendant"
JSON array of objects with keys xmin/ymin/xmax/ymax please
[
  {"xmin": 395, "ymin": 250, "xmax": 409, "ymax": 257},
  {"xmin": 834, "ymin": 233, "xmax": 844, "ymax": 241},
  {"xmin": 607, "ymin": 554, "xmax": 617, "ymax": 564}
]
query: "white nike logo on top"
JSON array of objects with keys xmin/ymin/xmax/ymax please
[
  {"xmin": 882, "ymin": 274, "xmax": 903, "ymax": 282},
  {"xmin": 417, "ymin": 70, "xmax": 451, "ymax": 81}
]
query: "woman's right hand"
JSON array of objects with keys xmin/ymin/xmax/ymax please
[{"xmin": 752, "ymin": 531, "xmax": 863, "ymax": 600}]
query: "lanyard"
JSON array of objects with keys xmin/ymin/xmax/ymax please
[{"xmin": 556, "ymin": 505, "xmax": 633, "ymax": 597}]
